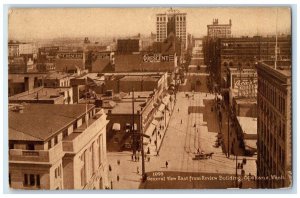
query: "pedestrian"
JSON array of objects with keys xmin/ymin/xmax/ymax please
[
  {"xmin": 137, "ymin": 166, "xmax": 139, "ymax": 174},
  {"xmin": 117, "ymin": 175, "xmax": 120, "ymax": 182},
  {"xmin": 131, "ymin": 154, "xmax": 134, "ymax": 161},
  {"xmin": 109, "ymin": 164, "xmax": 112, "ymax": 172},
  {"xmin": 117, "ymin": 159, "xmax": 120, "ymax": 165},
  {"xmin": 165, "ymin": 161, "xmax": 168, "ymax": 168},
  {"xmin": 181, "ymin": 119, "xmax": 182, "ymax": 124},
  {"xmin": 178, "ymin": 108, "xmax": 179, "ymax": 112}
]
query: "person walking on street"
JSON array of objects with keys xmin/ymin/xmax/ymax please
[{"xmin": 165, "ymin": 161, "xmax": 168, "ymax": 168}]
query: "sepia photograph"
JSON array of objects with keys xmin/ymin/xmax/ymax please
[{"xmin": 6, "ymin": 5, "xmax": 293, "ymax": 191}]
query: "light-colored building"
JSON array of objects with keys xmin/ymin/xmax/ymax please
[
  {"xmin": 256, "ymin": 61, "xmax": 292, "ymax": 188},
  {"xmin": 156, "ymin": 8, "xmax": 187, "ymax": 48},
  {"xmin": 207, "ymin": 18, "xmax": 232, "ymax": 39},
  {"xmin": 9, "ymin": 104, "xmax": 109, "ymax": 190}
]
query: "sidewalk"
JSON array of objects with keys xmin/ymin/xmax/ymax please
[{"xmin": 145, "ymin": 96, "xmax": 175, "ymax": 157}]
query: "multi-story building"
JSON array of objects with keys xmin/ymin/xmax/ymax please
[
  {"xmin": 204, "ymin": 35, "xmax": 291, "ymax": 87},
  {"xmin": 117, "ymin": 39, "xmax": 140, "ymax": 54},
  {"xmin": 9, "ymin": 104, "xmax": 109, "ymax": 189},
  {"xmin": 207, "ymin": 18, "xmax": 232, "ymax": 39},
  {"xmin": 9, "ymin": 41, "xmax": 37, "ymax": 58},
  {"xmin": 256, "ymin": 61, "xmax": 292, "ymax": 188},
  {"xmin": 156, "ymin": 8, "xmax": 187, "ymax": 48}
]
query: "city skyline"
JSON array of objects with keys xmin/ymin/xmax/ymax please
[{"xmin": 8, "ymin": 7, "xmax": 291, "ymax": 41}]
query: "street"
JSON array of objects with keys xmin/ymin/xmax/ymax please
[{"xmin": 107, "ymin": 91, "xmax": 256, "ymax": 189}]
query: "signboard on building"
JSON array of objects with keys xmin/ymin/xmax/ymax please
[
  {"xmin": 57, "ymin": 52, "xmax": 83, "ymax": 59},
  {"xmin": 233, "ymin": 77, "xmax": 257, "ymax": 89},
  {"xmin": 143, "ymin": 54, "xmax": 174, "ymax": 62}
]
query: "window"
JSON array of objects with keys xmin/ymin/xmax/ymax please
[
  {"xmin": 63, "ymin": 129, "xmax": 68, "ymax": 138},
  {"xmin": 29, "ymin": 174, "xmax": 35, "ymax": 186},
  {"xmin": 36, "ymin": 175, "xmax": 40, "ymax": 187},
  {"xmin": 27, "ymin": 144, "xmax": 34, "ymax": 150},
  {"xmin": 48, "ymin": 140, "xmax": 52, "ymax": 149},
  {"xmin": 9, "ymin": 173, "xmax": 11, "ymax": 187},
  {"xmin": 24, "ymin": 174, "xmax": 28, "ymax": 186},
  {"xmin": 54, "ymin": 136, "xmax": 58, "ymax": 145}
]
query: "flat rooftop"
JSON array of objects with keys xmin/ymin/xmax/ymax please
[
  {"xmin": 108, "ymin": 101, "xmax": 146, "ymax": 114},
  {"xmin": 9, "ymin": 104, "xmax": 94, "ymax": 141},
  {"xmin": 9, "ymin": 87, "xmax": 71, "ymax": 101}
]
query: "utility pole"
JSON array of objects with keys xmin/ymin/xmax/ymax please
[
  {"xmin": 227, "ymin": 98, "xmax": 230, "ymax": 158},
  {"xmin": 132, "ymin": 88, "xmax": 136, "ymax": 155},
  {"xmin": 140, "ymin": 112, "xmax": 146, "ymax": 181}
]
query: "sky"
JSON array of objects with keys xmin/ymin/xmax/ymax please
[{"xmin": 8, "ymin": 7, "xmax": 291, "ymax": 41}]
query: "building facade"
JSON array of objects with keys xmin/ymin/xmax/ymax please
[
  {"xmin": 256, "ymin": 62, "xmax": 292, "ymax": 188},
  {"xmin": 156, "ymin": 8, "xmax": 187, "ymax": 48},
  {"xmin": 9, "ymin": 104, "xmax": 109, "ymax": 190},
  {"xmin": 204, "ymin": 35, "xmax": 291, "ymax": 87},
  {"xmin": 207, "ymin": 18, "xmax": 232, "ymax": 39}
]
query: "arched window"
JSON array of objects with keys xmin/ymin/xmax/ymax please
[{"xmin": 223, "ymin": 62, "xmax": 228, "ymax": 67}]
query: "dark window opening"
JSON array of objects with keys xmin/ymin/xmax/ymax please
[
  {"xmin": 24, "ymin": 174, "xmax": 28, "ymax": 186},
  {"xmin": 36, "ymin": 175, "xmax": 40, "ymax": 187},
  {"xmin": 29, "ymin": 174, "xmax": 35, "ymax": 186},
  {"xmin": 27, "ymin": 144, "xmax": 34, "ymax": 150}
]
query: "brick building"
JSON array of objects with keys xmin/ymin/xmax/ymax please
[{"xmin": 256, "ymin": 61, "xmax": 292, "ymax": 188}]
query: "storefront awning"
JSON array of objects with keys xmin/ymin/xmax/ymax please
[
  {"xmin": 244, "ymin": 139, "xmax": 257, "ymax": 151},
  {"xmin": 154, "ymin": 111, "xmax": 164, "ymax": 119},
  {"xmin": 144, "ymin": 120, "xmax": 159, "ymax": 137},
  {"xmin": 158, "ymin": 104, "xmax": 165, "ymax": 112},
  {"xmin": 112, "ymin": 123, "xmax": 121, "ymax": 131}
]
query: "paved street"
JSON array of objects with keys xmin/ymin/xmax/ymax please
[{"xmin": 107, "ymin": 91, "xmax": 256, "ymax": 189}]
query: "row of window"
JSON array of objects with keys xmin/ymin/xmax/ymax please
[
  {"xmin": 23, "ymin": 174, "xmax": 40, "ymax": 187},
  {"xmin": 55, "ymin": 164, "xmax": 62, "ymax": 179},
  {"xmin": 80, "ymin": 135, "xmax": 103, "ymax": 187},
  {"xmin": 258, "ymin": 78, "xmax": 286, "ymax": 115},
  {"xmin": 156, "ymin": 16, "xmax": 186, "ymax": 22}
]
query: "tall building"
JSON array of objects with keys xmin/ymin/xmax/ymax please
[
  {"xmin": 207, "ymin": 18, "xmax": 232, "ymax": 39},
  {"xmin": 256, "ymin": 61, "xmax": 292, "ymax": 188},
  {"xmin": 9, "ymin": 104, "xmax": 109, "ymax": 189},
  {"xmin": 156, "ymin": 8, "xmax": 187, "ymax": 48},
  {"xmin": 203, "ymin": 35, "xmax": 291, "ymax": 87}
]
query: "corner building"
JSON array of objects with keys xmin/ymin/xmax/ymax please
[
  {"xmin": 256, "ymin": 62, "xmax": 292, "ymax": 188},
  {"xmin": 9, "ymin": 104, "xmax": 109, "ymax": 190}
]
